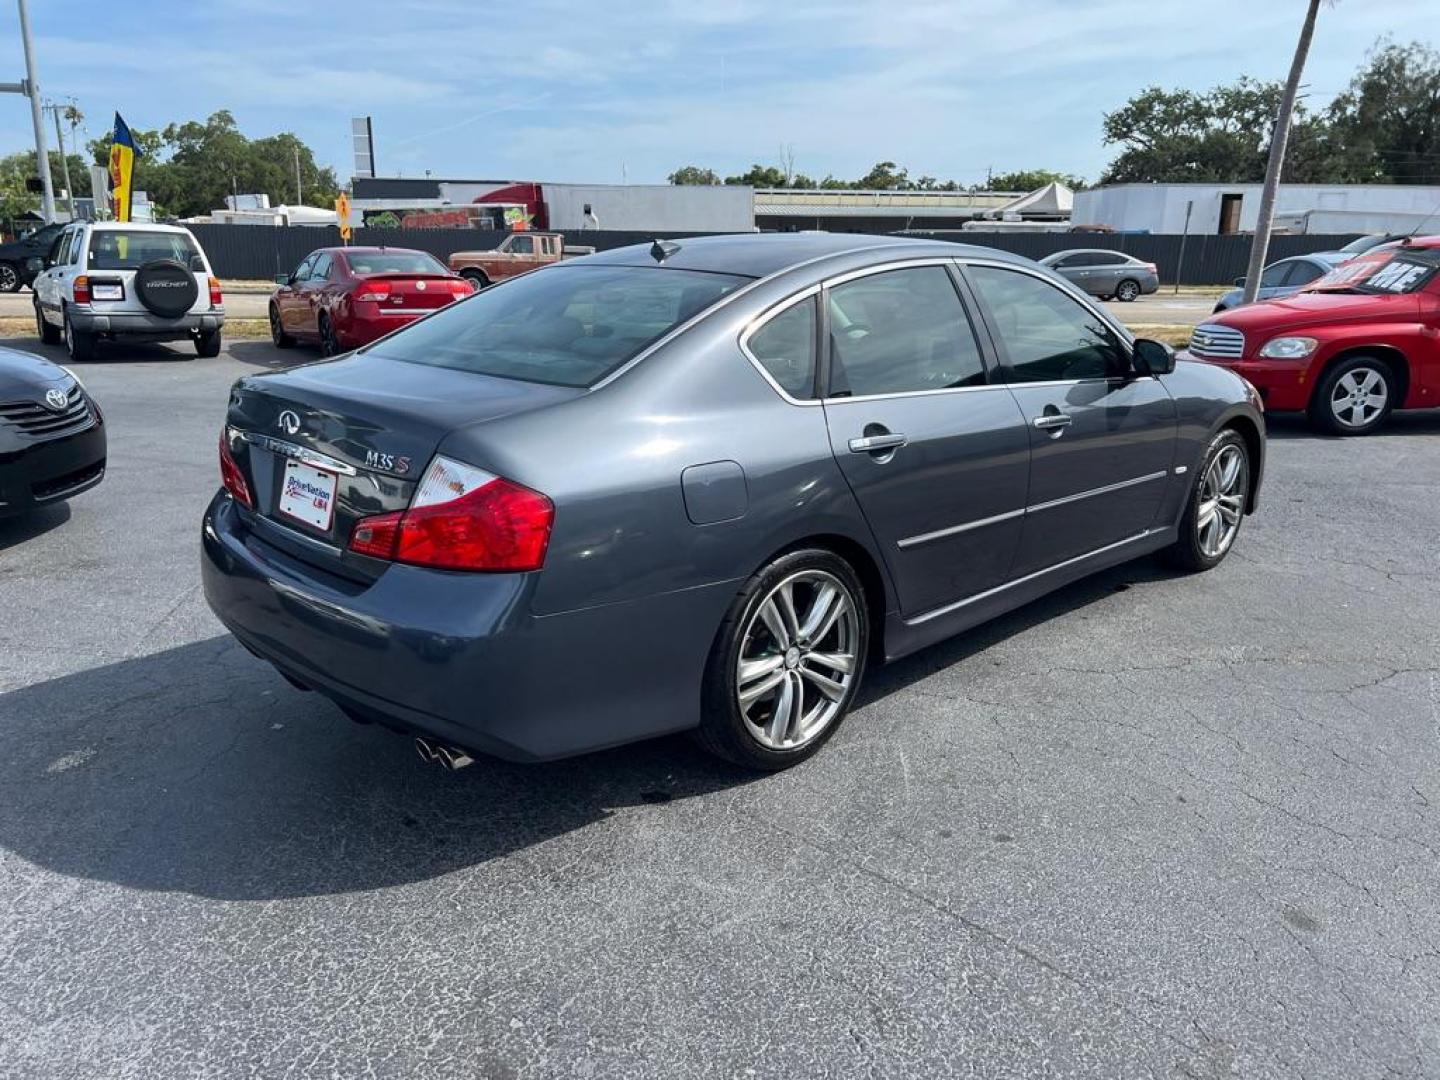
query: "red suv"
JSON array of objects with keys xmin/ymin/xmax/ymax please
[{"xmin": 1183, "ymin": 236, "xmax": 1440, "ymax": 434}]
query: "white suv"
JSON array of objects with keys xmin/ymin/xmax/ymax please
[{"xmin": 32, "ymin": 222, "xmax": 225, "ymax": 360}]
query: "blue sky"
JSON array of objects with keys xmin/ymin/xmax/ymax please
[{"xmin": 0, "ymin": 0, "xmax": 1426, "ymax": 189}]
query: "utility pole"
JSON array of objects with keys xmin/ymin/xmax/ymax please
[
  {"xmin": 48, "ymin": 104, "xmax": 76, "ymax": 220},
  {"xmin": 293, "ymin": 145, "xmax": 303, "ymax": 205},
  {"xmin": 1241, "ymin": 0, "xmax": 1322, "ymax": 305},
  {"xmin": 1, "ymin": 0, "xmax": 56, "ymax": 222}
]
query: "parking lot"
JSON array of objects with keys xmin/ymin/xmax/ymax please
[{"xmin": 1, "ymin": 337, "xmax": 1438, "ymax": 1078}]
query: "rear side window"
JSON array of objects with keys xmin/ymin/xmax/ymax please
[
  {"xmin": 87, "ymin": 230, "xmax": 200, "ymax": 271},
  {"xmin": 826, "ymin": 266, "xmax": 987, "ymax": 396},
  {"xmin": 968, "ymin": 265, "xmax": 1127, "ymax": 382},
  {"xmin": 746, "ymin": 296, "xmax": 816, "ymax": 398},
  {"xmin": 365, "ymin": 264, "xmax": 749, "ymax": 388}
]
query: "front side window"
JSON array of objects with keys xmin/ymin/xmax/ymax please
[
  {"xmin": 310, "ymin": 254, "xmax": 333, "ymax": 281},
  {"xmin": 1283, "ymin": 261, "xmax": 1325, "ymax": 287},
  {"xmin": 826, "ymin": 266, "xmax": 987, "ymax": 397},
  {"xmin": 747, "ymin": 296, "xmax": 816, "ymax": 398},
  {"xmin": 967, "ymin": 265, "xmax": 1127, "ymax": 382},
  {"xmin": 1259, "ymin": 262, "xmax": 1292, "ymax": 288},
  {"xmin": 508, "ymin": 235, "xmax": 534, "ymax": 255},
  {"xmin": 365, "ymin": 264, "xmax": 749, "ymax": 388},
  {"xmin": 292, "ymin": 255, "xmax": 316, "ymax": 282},
  {"xmin": 86, "ymin": 230, "xmax": 200, "ymax": 271}
]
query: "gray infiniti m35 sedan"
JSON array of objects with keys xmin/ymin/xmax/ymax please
[{"xmin": 202, "ymin": 233, "xmax": 1264, "ymax": 771}]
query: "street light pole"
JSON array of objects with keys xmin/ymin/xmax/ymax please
[
  {"xmin": 15, "ymin": 0, "xmax": 56, "ymax": 222},
  {"xmin": 49, "ymin": 104, "xmax": 76, "ymax": 220}
]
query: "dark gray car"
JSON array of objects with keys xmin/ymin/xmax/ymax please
[
  {"xmin": 202, "ymin": 234, "xmax": 1264, "ymax": 771},
  {"xmin": 1038, "ymin": 249, "xmax": 1160, "ymax": 301}
]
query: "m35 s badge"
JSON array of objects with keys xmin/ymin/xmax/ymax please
[{"xmin": 365, "ymin": 449, "xmax": 411, "ymax": 475}]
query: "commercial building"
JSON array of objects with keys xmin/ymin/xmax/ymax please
[
  {"xmin": 348, "ymin": 177, "xmax": 754, "ymax": 233},
  {"xmin": 1073, "ymin": 182, "xmax": 1440, "ymax": 235},
  {"xmin": 753, "ymin": 188, "xmax": 1023, "ymax": 233}
]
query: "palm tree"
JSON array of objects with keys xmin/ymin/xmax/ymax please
[{"xmin": 1242, "ymin": 0, "xmax": 1324, "ymax": 305}]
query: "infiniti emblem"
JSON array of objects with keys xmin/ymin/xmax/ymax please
[
  {"xmin": 277, "ymin": 409, "xmax": 302, "ymax": 436},
  {"xmin": 43, "ymin": 388, "xmax": 69, "ymax": 411}
]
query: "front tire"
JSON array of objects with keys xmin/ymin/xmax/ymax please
[
  {"xmin": 0, "ymin": 261, "xmax": 20, "ymax": 293},
  {"xmin": 63, "ymin": 307, "xmax": 96, "ymax": 362},
  {"xmin": 269, "ymin": 303, "xmax": 294, "ymax": 348},
  {"xmin": 1164, "ymin": 429, "xmax": 1249, "ymax": 572},
  {"xmin": 1309, "ymin": 355, "xmax": 1395, "ymax": 436},
  {"xmin": 697, "ymin": 549, "xmax": 869, "ymax": 771},
  {"xmin": 1115, "ymin": 278, "xmax": 1141, "ymax": 302}
]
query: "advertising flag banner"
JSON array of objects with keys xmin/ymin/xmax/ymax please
[{"xmin": 108, "ymin": 113, "xmax": 138, "ymax": 222}]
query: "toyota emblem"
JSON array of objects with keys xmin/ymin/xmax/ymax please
[
  {"xmin": 43, "ymin": 388, "xmax": 69, "ymax": 411},
  {"xmin": 277, "ymin": 409, "xmax": 302, "ymax": 436}
]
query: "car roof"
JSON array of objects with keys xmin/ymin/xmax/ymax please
[
  {"xmin": 1043, "ymin": 248, "xmax": 1137, "ymax": 259},
  {"xmin": 584, "ymin": 232, "xmax": 1028, "ymax": 279},
  {"xmin": 86, "ymin": 221, "xmax": 191, "ymax": 235}
]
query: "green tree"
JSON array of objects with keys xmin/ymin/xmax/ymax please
[
  {"xmin": 985, "ymin": 168, "xmax": 1085, "ymax": 191},
  {"xmin": 667, "ymin": 165, "xmax": 721, "ymax": 185},
  {"xmin": 724, "ymin": 164, "xmax": 790, "ymax": 187},
  {"xmin": 855, "ymin": 160, "xmax": 910, "ymax": 189},
  {"xmin": 1326, "ymin": 39, "xmax": 1440, "ymax": 184},
  {"xmin": 0, "ymin": 150, "xmax": 91, "ymax": 226}
]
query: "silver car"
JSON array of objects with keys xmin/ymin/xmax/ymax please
[
  {"xmin": 203, "ymin": 234, "xmax": 1263, "ymax": 772},
  {"xmin": 1212, "ymin": 252, "xmax": 1349, "ymax": 313},
  {"xmin": 1038, "ymin": 249, "xmax": 1160, "ymax": 301}
]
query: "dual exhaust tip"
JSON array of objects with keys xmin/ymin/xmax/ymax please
[{"xmin": 414, "ymin": 736, "xmax": 475, "ymax": 771}]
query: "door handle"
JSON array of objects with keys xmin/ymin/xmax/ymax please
[
  {"xmin": 1032, "ymin": 413, "xmax": 1072, "ymax": 431},
  {"xmin": 848, "ymin": 433, "xmax": 907, "ymax": 453}
]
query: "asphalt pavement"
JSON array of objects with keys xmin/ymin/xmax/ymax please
[{"xmin": 1, "ymin": 336, "xmax": 1437, "ymax": 1079}]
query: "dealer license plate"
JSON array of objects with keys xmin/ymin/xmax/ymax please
[{"xmin": 277, "ymin": 460, "xmax": 338, "ymax": 532}]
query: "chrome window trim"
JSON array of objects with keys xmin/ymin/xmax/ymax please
[
  {"xmin": 737, "ymin": 285, "xmax": 823, "ymax": 406},
  {"xmin": 905, "ymin": 529, "xmax": 1163, "ymax": 626},
  {"xmin": 896, "ymin": 470, "xmax": 1169, "ymax": 550},
  {"xmin": 592, "ymin": 241, "xmax": 927, "ymax": 392},
  {"xmin": 234, "ymin": 429, "xmax": 360, "ymax": 476},
  {"xmin": 821, "ymin": 383, "xmax": 1013, "ymax": 405}
]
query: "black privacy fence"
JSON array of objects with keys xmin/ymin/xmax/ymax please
[{"xmin": 185, "ymin": 224, "xmax": 1364, "ymax": 287}]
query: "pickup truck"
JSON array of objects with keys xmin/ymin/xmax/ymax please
[{"xmin": 446, "ymin": 232, "xmax": 595, "ymax": 288}]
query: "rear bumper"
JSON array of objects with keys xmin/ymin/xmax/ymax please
[
  {"xmin": 201, "ymin": 493, "xmax": 733, "ymax": 761},
  {"xmin": 335, "ymin": 310, "xmax": 429, "ymax": 349},
  {"xmin": 0, "ymin": 420, "xmax": 106, "ymax": 517},
  {"xmin": 1178, "ymin": 352, "xmax": 1313, "ymax": 412},
  {"xmin": 70, "ymin": 307, "xmax": 225, "ymax": 340}
]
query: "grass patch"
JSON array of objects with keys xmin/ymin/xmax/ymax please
[{"xmin": 0, "ymin": 317, "xmax": 271, "ymax": 342}]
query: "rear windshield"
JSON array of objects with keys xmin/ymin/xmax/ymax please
[
  {"xmin": 87, "ymin": 230, "xmax": 200, "ymax": 271},
  {"xmin": 345, "ymin": 251, "xmax": 449, "ymax": 276},
  {"xmin": 1305, "ymin": 249, "xmax": 1440, "ymax": 295},
  {"xmin": 365, "ymin": 264, "xmax": 750, "ymax": 387}
]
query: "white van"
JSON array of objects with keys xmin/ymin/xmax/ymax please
[{"xmin": 32, "ymin": 222, "xmax": 225, "ymax": 360}]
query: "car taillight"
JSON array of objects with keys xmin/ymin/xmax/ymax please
[
  {"xmin": 349, "ymin": 455, "xmax": 553, "ymax": 572},
  {"xmin": 209, "ymin": 276, "xmax": 223, "ymax": 307},
  {"xmin": 73, "ymin": 275, "xmax": 90, "ymax": 304},
  {"xmin": 353, "ymin": 281, "xmax": 389, "ymax": 302},
  {"xmin": 449, "ymin": 278, "xmax": 474, "ymax": 296},
  {"xmin": 218, "ymin": 430, "xmax": 254, "ymax": 509},
  {"xmin": 1145, "ymin": 263, "xmax": 1158, "ymax": 273}
]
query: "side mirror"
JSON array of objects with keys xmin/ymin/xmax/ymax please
[
  {"xmin": 274, "ymin": 273, "xmax": 291, "ymax": 286},
  {"xmin": 1233, "ymin": 276, "xmax": 1246, "ymax": 287},
  {"xmin": 1133, "ymin": 337, "xmax": 1176, "ymax": 376}
]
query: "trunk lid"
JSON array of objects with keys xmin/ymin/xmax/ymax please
[
  {"xmin": 354, "ymin": 272, "xmax": 465, "ymax": 312},
  {"xmin": 226, "ymin": 352, "xmax": 580, "ymax": 579}
]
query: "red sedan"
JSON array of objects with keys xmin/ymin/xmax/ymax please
[{"xmin": 269, "ymin": 247, "xmax": 474, "ymax": 355}]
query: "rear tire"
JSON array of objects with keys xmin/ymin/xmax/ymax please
[
  {"xmin": 1308, "ymin": 355, "xmax": 1395, "ymax": 436},
  {"xmin": 195, "ymin": 329, "xmax": 222, "ymax": 358},
  {"xmin": 0, "ymin": 261, "xmax": 20, "ymax": 293},
  {"xmin": 63, "ymin": 307, "xmax": 96, "ymax": 362},
  {"xmin": 1116, "ymin": 278, "xmax": 1141, "ymax": 302},
  {"xmin": 460, "ymin": 269, "xmax": 489, "ymax": 289},
  {"xmin": 1163, "ymin": 429, "xmax": 1249, "ymax": 572},
  {"xmin": 269, "ymin": 303, "xmax": 294, "ymax": 348},
  {"xmin": 34, "ymin": 299, "xmax": 60, "ymax": 344},
  {"xmin": 318, "ymin": 314, "xmax": 341, "ymax": 357},
  {"xmin": 696, "ymin": 549, "xmax": 869, "ymax": 771}
]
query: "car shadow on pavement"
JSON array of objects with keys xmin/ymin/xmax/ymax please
[
  {"xmin": 0, "ymin": 502, "xmax": 70, "ymax": 552},
  {"xmin": 0, "ymin": 335, "xmax": 195, "ymax": 364},
  {"xmin": 0, "ymin": 635, "xmax": 756, "ymax": 902},
  {"xmin": 228, "ymin": 339, "xmax": 318, "ymax": 371}
]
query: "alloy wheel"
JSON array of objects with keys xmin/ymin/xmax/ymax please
[
  {"xmin": 0, "ymin": 263, "xmax": 17, "ymax": 291},
  {"xmin": 1196, "ymin": 444, "xmax": 1246, "ymax": 559},
  {"xmin": 1329, "ymin": 367, "xmax": 1387, "ymax": 429},
  {"xmin": 1117, "ymin": 280, "xmax": 1139, "ymax": 301},
  {"xmin": 735, "ymin": 569, "xmax": 859, "ymax": 750}
]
